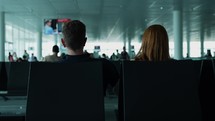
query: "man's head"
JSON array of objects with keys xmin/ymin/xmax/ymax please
[
  {"xmin": 52, "ymin": 45, "xmax": 59, "ymax": 53},
  {"xmin": 62, "ymin": 20, "xmax": 87, "ymax": 51}
]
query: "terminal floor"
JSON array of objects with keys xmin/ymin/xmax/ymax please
[{"xmin": 0, "ymin": 95, "xmax": 118, "ymax": 121}]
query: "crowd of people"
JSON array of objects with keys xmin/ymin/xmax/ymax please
[
  {"xmin": 7, "ymin": 22, "xmax": 172, "ymax": 63},
  {"xmin": 7, "ymin": 46, "xmax": 132, "ymax": 63},
  {"xmin": 8, "ymin": 20, "xmax": 172, "ymax": 96},
  {"xmin": 7, "ymin": 19, "xmax": 215, "ymax": 63},
  {"xmin": 7, "ymin": 50, "xmax": 38, "ymax": 62},
  {"xmin": 5, "ymin": 20, "xmax": 194, "ymax": 97},
  {"xmin": 3, "ymin": 20, "xmax": 214, "ymax": 121}
]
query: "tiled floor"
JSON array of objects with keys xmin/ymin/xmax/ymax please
[
  {"xmin": 0, "ymin": 96, "xmax": 118, "ymax": 121},
  {"xmin": 0, "ymin": 96, "xmax": 26, "ymax": 116},
  {"xmin": 105, "ymin": 96, "xmax": 118, "ymax": 121}
]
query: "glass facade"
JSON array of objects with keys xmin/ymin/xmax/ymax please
[
  {"xmin": 2, "ymin": 17, "xmax": 215, "ymax": 61},
  {"xmin": 4, "ymin": 23, "xmax": 37, "ymax": 61}
]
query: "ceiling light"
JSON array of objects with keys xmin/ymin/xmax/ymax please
[
  {"xmin": 160, "ymin": 7, "xmax": 163, "ymax": 10},
  {"xmin": 192, "ymin": 5, "xmax": 202, "ymax": 11}
]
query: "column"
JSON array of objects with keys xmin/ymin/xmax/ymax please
[
  {"xmin": 186, "ymin": 32, "xmax": 190, "ymax": 58},
  {"xmin": 173, "ymin": 1, "xmax": 183, "ymax": 60},
  {"xmin": 0, "ymin": 12, "xmax": 5, "ymax": 61},
  {"xmin": 127, "ymin": 36, "xmax": 132, "ymax": 56},
  {"xmin": 36, "ymin": 19, "xmax": 43, "ymax": 61},
  {"xmin": 37, "ymin": 31, "xmax": 42, "ymax": 60},
  {"xmin": 127, "ymin": 27, "xmax": 134, "ymax": 57},
  {"xmin": 123, "ymin": 29, "xmax": 127, "ymax": 49},
  {"xmin": 186, "ymin": 19, "xmax": 190, "ymax": 58},
  {"xmin": 200, "ymin": 30, "xmax": 204, "ymax": 57}
]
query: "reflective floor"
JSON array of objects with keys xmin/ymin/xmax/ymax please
[{"xmin": 0, "ymin": 95, "xmax": 118, "ymax": 121}]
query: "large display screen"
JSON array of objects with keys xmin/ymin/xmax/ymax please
[{"xmin": 44, "ymin": 18, "xmax": 71, "ymax": 35}]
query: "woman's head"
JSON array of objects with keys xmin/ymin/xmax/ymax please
[{"xmin": 135, "ymin": 24, "xmax": 170, "ymax": 61}]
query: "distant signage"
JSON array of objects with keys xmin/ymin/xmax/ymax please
[
  {"xmin": 28, "ymin": 47, "xmax": 34, "ymax": 51},
  {"xmin": 94, "ymin": 46, "xmax": 100, "ymax": 52}
]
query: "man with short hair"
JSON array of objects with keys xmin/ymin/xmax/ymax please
[
  {"xmin": 61, "ymin": 20, "xmax": 119, "ymax": 95},
  {"xmin": 120, "ymin": 46, "xmax": 130, "ymax": 60},
  {"xmin": 44, "ymin": 45, "xmax": 62, "ymax": 62}
]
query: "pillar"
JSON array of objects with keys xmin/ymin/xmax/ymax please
[
  {"xmin": 173, "ymin": 1, "xmax": 183, "ymax": 60},
  {"xmin": 123, "ymin": 29, "xmax": 127, "ymax": 49},
  {"xmin": 0, "ymin": 12, "xmax": 5, "ymax": 61},
  {"xmin": 127, "ymin": 36, "xmax": 132, "ymax": 56},
  {"xmin": 200, "ymin": 30, "xmax": 204, "ymax": 57},
  {"xmin": 186, "ymin": 32, "xmax": 190, "ymax": 58},
  {"xmin": 37, "ymin": 31, "xmax": 42, "ymax": 60}
]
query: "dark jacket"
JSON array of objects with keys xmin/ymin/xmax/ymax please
[{"xmin": 61, "ymin": 53, "xmax": 119, "ymax": 96}]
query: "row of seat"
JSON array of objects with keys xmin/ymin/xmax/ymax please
[
  {"xmin": 0, "ymin": 62, "xmax": 30, "ymax": 96},
  {"xmin": 198, "ymin": 59, "xmax": 215, "ymax": 121},
  {"xmin": 0, "ymin": 60, "xmax": 215, "ymax": 121},
  {"xmin": 118, "ymin": 60, "xmax": 215, "ymax": 121}
]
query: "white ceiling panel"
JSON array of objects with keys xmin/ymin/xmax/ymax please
[
  {"xmin": 1, "ymin": 0, "xmax": 21, "ymax": 4},
  {"xmin": 0, "ymin": 0, "xmax": 215, "ymax": 42},
  {"xmin": 78, "ymin": 0, "xmax": 101, "ymax": 14},
  {"xmin": 103, "ymin": 7, "xmax": 120, "ymax": 14},
  {"xmin": 22, "ymin": 0, "xmax": 53, "ymax": 11},
  {"xmin": 4, "ymin": 5, "xmax": 28, "ymax": 12},
  {"xmin": 51, "ymin": 1, "xmax": 76, "ymax": 10}
]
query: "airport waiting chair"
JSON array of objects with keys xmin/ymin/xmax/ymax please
[
  {"xmin": 121, "ymin": 60, "xmax": 202, "ymax": 121},
  {"xmin": 111, "ymin": 61, "xmax": 121, "ymax": 75},
  {"xmin": 199, "ymin": 59, "xmax": 215, "ymax": 121},
  {"xmin": 0, "ymin": 116, "xmax": 25, "ymax": 121},
  {"xmin": 0, "ymin": 62, "xmax": 30, "ymax": 96},
  {"xmin": 7, "ymin": 62, "xmax": 30, "ymax": 96},
  {"xmin": 26, "ymin": 62, "xmax": 105, "ymax": 121},
  {"xmin": 0, "ymin": 62, "xmax": 8, "ymax": 92}
]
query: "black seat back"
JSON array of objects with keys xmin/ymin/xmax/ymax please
[
  {"xmin": 26, "ymin": 62, "xmax": 104, "ymax": 121},
  {"xmin": 122, "ymin": 60, "xmax": 202, "ymax": 121},
  {"xmin": 199, "ymin": 59, "xmax": 215, "ymax": 121},
  {"xmin": 0, "ymin": 62, "xmax": 10, "ymax": 93},
  {"xmin": 111, "ymin": 61, "xmax": 121, "ymax": 75},
  {"xmin": 7, "ymin": 62, "xmax": 30, "ymax": 96}
]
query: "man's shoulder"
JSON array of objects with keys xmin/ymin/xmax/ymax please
[{"xmin": 60, "ymin": 54, "xmax": 96, "ymax": 63}]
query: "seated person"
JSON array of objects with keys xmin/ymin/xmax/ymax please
[
  {"xmin": 61, "ymin": 20, "xmax": 119, "ymax": 96},
  {"xmin": 44, "ymin": 45, "xmax": 62, "ymax": 62},
  {"xmin": 135, "ymin": 24, "xmax": 171, "ymax": 61}
]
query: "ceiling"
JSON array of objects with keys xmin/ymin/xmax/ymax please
[{"xmin": 0, "ymin": 0, "xmax": 215, "ymax": 43}]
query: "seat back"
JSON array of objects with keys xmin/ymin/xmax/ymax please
[
  {"xmin": 26, "ymin": 62, "xmax": 104, "ymax": 121},
  {"xmin": 199, "ymin": 59, "xmax": 215, "ymax": 121},
  {"xmin": 0, "ymin": 62, "xmax": 10, "ymax": 93},
  {"xmin": 7, "ymin": 62, "xmax": 30, "ymax": 96},
  {"xmin": 122, "ymin": 60, "xmax": 202, "ymax": 121}
]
